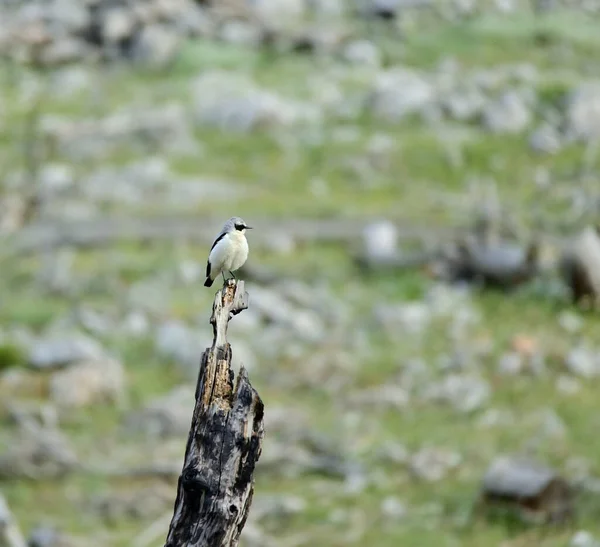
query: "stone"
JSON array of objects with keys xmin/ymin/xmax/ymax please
[
  {"xmin": 155, "ymin": 320, "xmax": 205, "ymax": 369},
  {"xmin": 28, "ymin": 334, "xmax": 105, "ymax": 370},
  {"xmin": 565, "ymin": 346, "xmax": 600, "ymax": 378},
  {"xmin": 424, "ymin": 373, "xmax": 490, "ymax": 413},
  {"xmin": 529, "ymin": 122, "xmax": 562, "ymax": 154},
  {"xmin": 342, "ymin": 40, "xmax": 381, "ymax": 67},
  {"xmin": 130, "ymin": 24, "xmax": 181, "ymax": 68},
  {"xmin": 565, "ymin": 82, "xmax": 600, "ymax": 142},
  {"xmin": 0, "ymin": 426, "xmax": 78, "ymax": 479},
  {"xmin": 123, "ymin": 385, "xmax": 194, "ymax": 438},
  {"xmin": 363, "ymin": 220, "xmax": 398, "ymax": 260},
  {"xmin": 482, "ymin": 91, "xmax": 531, "ymax": 133},
  {"xmin": 442, "ymin": 88, "xmax": 487, "ymax": 122},
  {"xmin": 49, "ymin": 357, "xmax": 126, "ymax": 409},
  {"xmin": 374, "ymin": 302, "xmax": 431, "ymax": 336},
  {"xmin": 380, "ymin": 496, "xmax": 407, "ymax": 519},
  {"xmin": 192, "ymin": 71, "xmax": 321, "ymax": 133},
  {"xmin": 558, "ymin": 311, "xmax": 584, "ymax": 334},
  {"xmin": 409, "ymin": 447, "xmax": 462, "ymax": 482},
  {"xmin": 497, "ymin": 351, "xmax": 523, "ymax": 376},
  {"xmin": 571, "ymin": 531, "xmax": 600, "ymax": 547},
  {"xmin": 368, "ymin": 68, "xmax": 436, "ymax": 122}
]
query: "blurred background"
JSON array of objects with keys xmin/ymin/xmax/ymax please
[{"xmin": 1, "ymin": 0, "xmax": 600, "ymax": 546}]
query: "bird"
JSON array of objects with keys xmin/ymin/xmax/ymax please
[{"xmin": 204, "ymin": 216, "xmax": 253, "ymax": 287}]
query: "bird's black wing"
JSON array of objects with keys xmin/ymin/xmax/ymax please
[
  {"xmin": 206, "ymin": 231, "xmax": 227, "ymax": 278},
  {"xmin": 210, "ymin": 231, "xmax": 226, "ymax": 252}
]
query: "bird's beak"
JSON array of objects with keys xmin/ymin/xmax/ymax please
[{"xmin": 245, "ymin": 226, "xmax": 253, "ymax": 230}]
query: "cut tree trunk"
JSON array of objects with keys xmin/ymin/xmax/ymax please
[{"xmin": 164, "ymin": 280, "xmax": 264, "ymax": 547}]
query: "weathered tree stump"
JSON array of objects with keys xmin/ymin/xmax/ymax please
[{"xmin": 164, "ymin": 280, "xmax": 264, "ymax": 547}]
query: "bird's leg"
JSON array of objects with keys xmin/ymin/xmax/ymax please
[
  {"xmin": 221, "ymin": 271, "xmax": 227, "ymax": 283},
  {"xmin": 229, "ymin": 270, "xmax": 236, "ymax": 280}
]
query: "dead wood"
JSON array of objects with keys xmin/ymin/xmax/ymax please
[{"xmin": 164, "ymin": 280, "xmax": 264, "ymax": 547}]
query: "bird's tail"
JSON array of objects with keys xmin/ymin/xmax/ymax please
[{"xmin": 204, "ymin": 277, "xmax": 214, "ymax": 287}]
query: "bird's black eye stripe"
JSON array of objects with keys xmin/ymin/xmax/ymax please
[{"xmin": 235, "ymin": 223, "xmax": 245, "ymax": 230}]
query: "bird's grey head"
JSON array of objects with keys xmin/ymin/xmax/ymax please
[{"xmin": 223, "ymin": 216, "xmax": 252, "ymax": 233}]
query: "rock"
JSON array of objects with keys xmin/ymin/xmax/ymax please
[
  {"xmin": 529, "ymin": 122, "xmax": 562, "ymax": 154},
  {"xmin": 192, "ymin": 71, "xmax": 321, "ymax": 133},
  {"xmin": 367, "ymin": 68, "xmax": 436, "ymax": 122},
  {"xmin": 155, "ymin": 320, "xmax": 205, "ymax": 369},
  {"xmin": 28, "ymin": 526, "xmax": 78, "ymax": 547},
  {"xmin": 130, "ymin": 24, "xmax": 181, "ymax": 68},
  {"xmin": 102, "ymin": 8, "xmax": 136, "ymax": 44},
  {"xmin": 251, "ymin": 494, "xmax": 307, "ymax": 522},
  {"xmin": 347, "ymin": 385, "xmax": 410, "ymax": 409},
  {"xmin": 38, "ymin": 164, "xmax": 74, "ymax": 198},
  {"xmin": 0, "ymin": 426, "xmax": 78, "ymax": 479},
  {"xmin": 123, "ymin": 385, "xmax": 194, "ymax": 438},
  {"xmin": 449, "ymin": 239, "xmax": 539, "ymax": 290},
  {"xmin": 42, "ymin": 104, "xmax": 193, "ymax": 160},
  {"xmin": 558, "ymin": 311, "xmax": 584, "ymax": 334},
  {"xmin": 442, "ymin": 87, "xmax": 487, "ymax": 122},
  {"xmin": 423, "ymin": 373, "xmax": 490, "ymax": 413},
  {"xmin": 342, "ymin": 40, "xmax": 381, "ymax": 67},
  {"xmin": 482, "ymin": 91, "xmax": 531, "ymax": 133},
  {"xmin": 497, "ymin": 352, "xmax": 523, "ymax": 376},
  {"xmin": 480, "ymin": 456, "xmax": 574, "ymax": 523},
  {"xmin": 556, "ymin": 375, "xmax": 581, "ymax": 396},
  {"xmin": 90, "ymin": 484, "xmax": 173, "ymax": 522},
  {"xmin": 362, "ymin": 220, "xmax": 398, "ymax": 261},
  {"xmin": 565, "ymin": 82, "xmax": 600, "ymax": 142},
  {"xmin": 565, "ymin": 345, "xmax": 600, "ymax": 378},
  {"xmin": 409, "ymin": 447, "xmax": 462, "ymax": 482},
  {"xmin": 49, "ymin": 357, "xmax": 126, "ymax": 409},
  {"xmin": 28, "ymin": 334, "xmax": 105, "ymax": 370},
  {"xmin": 571, "ymin": 531, "xmax": 600, "ymax": 547},
  {"xmin": 380, "ymin": 496, "xmax": 407, "ymax": 519},
  {"xmin": 559, "ymin": 226, "xmax": 600, "ymax": 308},
  {"xmin": 374, "ymin": 301, "xmax": 431, "ymax": 336}
]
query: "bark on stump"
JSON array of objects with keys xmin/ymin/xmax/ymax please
[{"xmin": 165, "ymin": 280, "xmax": 264, "ymax": 547}]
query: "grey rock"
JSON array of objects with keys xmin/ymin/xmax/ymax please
[
  {"xmin": 192, "ymin": 71, "xmax": 321, "ymax": 133},
  {"xmin": 342, "ymin": 40, "xmax": 381, "ymax": 67},
  {"xmin": 565, "ymin": 346, "xmax": 600, "ymax": 378},
  {"xmin": 409, "ymin": 447, "xmax": 462, "ymax": 482},
  {"xmin": 50, "ymin": 66, "xmax": 92, "ymax": 98},
  {"xmin": 565, "ymin": 82, "xmax": 600, "ymax": 142},
  {"xmin": 130, "ymin": 24, "xmax": 181, "ymax": 68},
  {"xmin": 442, "ymin": 88, "xmax": 487, "ymax": 122},
  {"xmin": 40, "ymin": 37, "xmax": 90, "ymax": 66},
  {"xmin": 374, "ymin": 302, "xmax": 431, "ymax": 335},
  {"xmin": 39, "ymin": 163, "xmax": 74, "ymax": 197},
  {"xmin": 124, "ymin": 385, "xmax": 194, "ymax": 438},
  {"xmin": 155, "ymin": 320, "xmax": 205, "ymax": 369},
  {"xmin": 0, "ymin": 426, "xmax": 78, "ymax": 479},
  {"xmin": 102, "ymin": 8, "xmax": 136, "ymax": 43},
  {"xmin": 28, "ymin": 526, "xmax": 77, "ymax": 547},
  {"xmin": 556, "ymin": 375, "xmax": 581, "ymax": 396},
  {"xmin": 497, "ymin": 352, "xmax": 523, "ymax": 376},
  {"xmin": 49, "ymin": 357, "xmax": 126, "ymax": 409},
  {"xmin": 482, "ymin": 91, "xmax": 531, "ymax": 133},
  {"xmin": 571, "ymin": 531, "xmax": 600, "ymax": 547},
  {"xmin": 368, "ymin": 68, "xmax": 436, "ymax": 122},
  {"xmin": 558, "ymin": 311, "xmax": 584, "ymax": 333},
  {"xmin": 28, "ymin": 334, "xmax": 105, "ymax": 370},
  {"xmin": 121, "ymin": 311, "xmax": 150, "ymax": 337},
  {"xmin": 380, "ymin": 496, "xmax": 407, "ymax": 519},
  {"xmin": 424, "ymin": 373, "xmax": 490, "ymax": 413},
  {"xmin": 529, "ymin": 122, "xmax": 562, "ymax": 154},
  {"xmin": 362, "ymin": 220, "xmax": 398, "ymax": 261},
  {"xmin": 347, "ymin": 385, "xmax": 410, "ymax": 409},
  {"xmin": 219, "ymin": 20, "xmax": 263, "ymax": 47}
]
